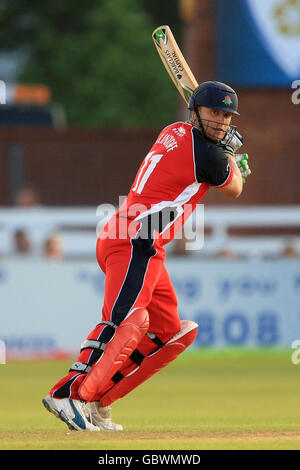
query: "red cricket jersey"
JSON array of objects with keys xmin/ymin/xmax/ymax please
[{"xmin": 107, "ymin": 122, "xmax": 233, "ymax": 245}]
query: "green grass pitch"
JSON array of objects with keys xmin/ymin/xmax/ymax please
[{"xmin": 1, "ymin": 349, "xmax": 300, "ymax": 450}]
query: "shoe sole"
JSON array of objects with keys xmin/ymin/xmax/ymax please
[
  {"xmin": 42, "ymin": 396, "xmax": 81, "ymax": 431},
  {"xmin": 103, "ymin": 425, "xmax": 123, "ymax": 431},
  {"xmin": 98, "ymin": 422, "xmax": 123, "ymax": 431}
]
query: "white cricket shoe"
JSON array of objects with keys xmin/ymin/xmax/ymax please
[
  {"xmin": 85, "ymin": 402, "xmax": 123, "ymax": 431},
  {"xmin": 42, "ymin": 394, "xmax": 100, "ymax": 431}
]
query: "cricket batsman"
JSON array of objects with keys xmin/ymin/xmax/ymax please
[{"xmin": 42, "ymin": 81, "xmax": 251, "ymax": 431}]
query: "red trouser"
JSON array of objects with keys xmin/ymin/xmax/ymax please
[{"xmin": 50, "ymin": 230, "xmax": 181, "ymax": 400}]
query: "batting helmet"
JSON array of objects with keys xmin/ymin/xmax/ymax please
[{"xmin": 188, "ymin": 81, "xmax": 240, "ymax": 115}]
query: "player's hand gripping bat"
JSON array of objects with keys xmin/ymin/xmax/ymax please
[{"xmin": 234, "ymin": 154, "xmax": 251, "ymax": 183}]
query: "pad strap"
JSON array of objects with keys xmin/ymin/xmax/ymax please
[
  {"xmin": 80, "ymin": 339, "xmax": 106, "ymax": 352},
  {"xmin": 80, "ymin": 321, "xmax": 118, "ymax": 353},
  {"xmin": 111, "ymin": 349, "xmax": 145, "ymax": 385},
  {"xmin": 130, "ymin": 349, "xmax": 145, "ymax": 366},
  {"xmin": 69, "ymin": 361, "xmax": 91, "ymax": 374},
  {"xmin": 98, "ymin": 320, "xmax": 118, "ymax": 329},
  {"xmin": 147, "ymin": 332, "xmax": 165, "ymax": 348}
]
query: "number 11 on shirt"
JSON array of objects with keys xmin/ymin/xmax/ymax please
[{"xmin": 132, "ymin": 151, "xmax": 163, "ymax": 194}]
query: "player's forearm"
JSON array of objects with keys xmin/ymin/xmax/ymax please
[
  {"xmin": 227, "ymin": 153, "xmax": 243, "ymax": 187},
  {"xmin": 222, "ymin": 153, "xmax": 243, "ymax": 198}
]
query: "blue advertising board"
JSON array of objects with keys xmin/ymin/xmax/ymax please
[
  {"xmin": 0, "ymin": 259, "xmax": 299, "ymax": 357},
  {"xmin": 216, "ymin": 0, "xmax": 300, "ymax": 86}
]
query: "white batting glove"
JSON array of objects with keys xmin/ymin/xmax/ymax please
[
  {"xmin": 235, "ymin": 153, "xmax": 251, "ymax": 183},
  {"xmin": 221, "ymin": 128, "xmax": 243, "ymax": 154}
]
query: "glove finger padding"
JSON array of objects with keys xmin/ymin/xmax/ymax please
[{"xmin": 235, "ymin": 153, "xmax": 251, "ymax": 183}]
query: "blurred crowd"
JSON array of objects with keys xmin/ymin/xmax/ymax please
[
  {"xmin": 0, "ymin": 185, "xmax": 63, "ymax": 262},
  {"xmin": 0, "ymin": 184, "xmax": 299, "ymax": 263},
  {"xmin": 172, "ymin": 237, "xmax": 300, "ymax": 260},
  {"xmin": 12, "ymin": 228, "xmax": 63, "ymax": 261}
]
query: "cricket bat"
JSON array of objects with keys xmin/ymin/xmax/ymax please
[{"xmin": 152, "ymin": 25, "xmax": 198, "ymax": 104}]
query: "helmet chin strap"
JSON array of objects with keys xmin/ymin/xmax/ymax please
[
  {"xmin": 194, "ymin": 107, "xmax": 205, "ymax": 135},
  {"xmin": 194, "ymin": 108, "xmax": 219, "ymax": 143}
]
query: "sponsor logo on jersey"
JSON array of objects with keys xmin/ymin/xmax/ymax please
[{"xmin": 173, "ymin": 126, "xmax": 186, "ymax": 137}]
